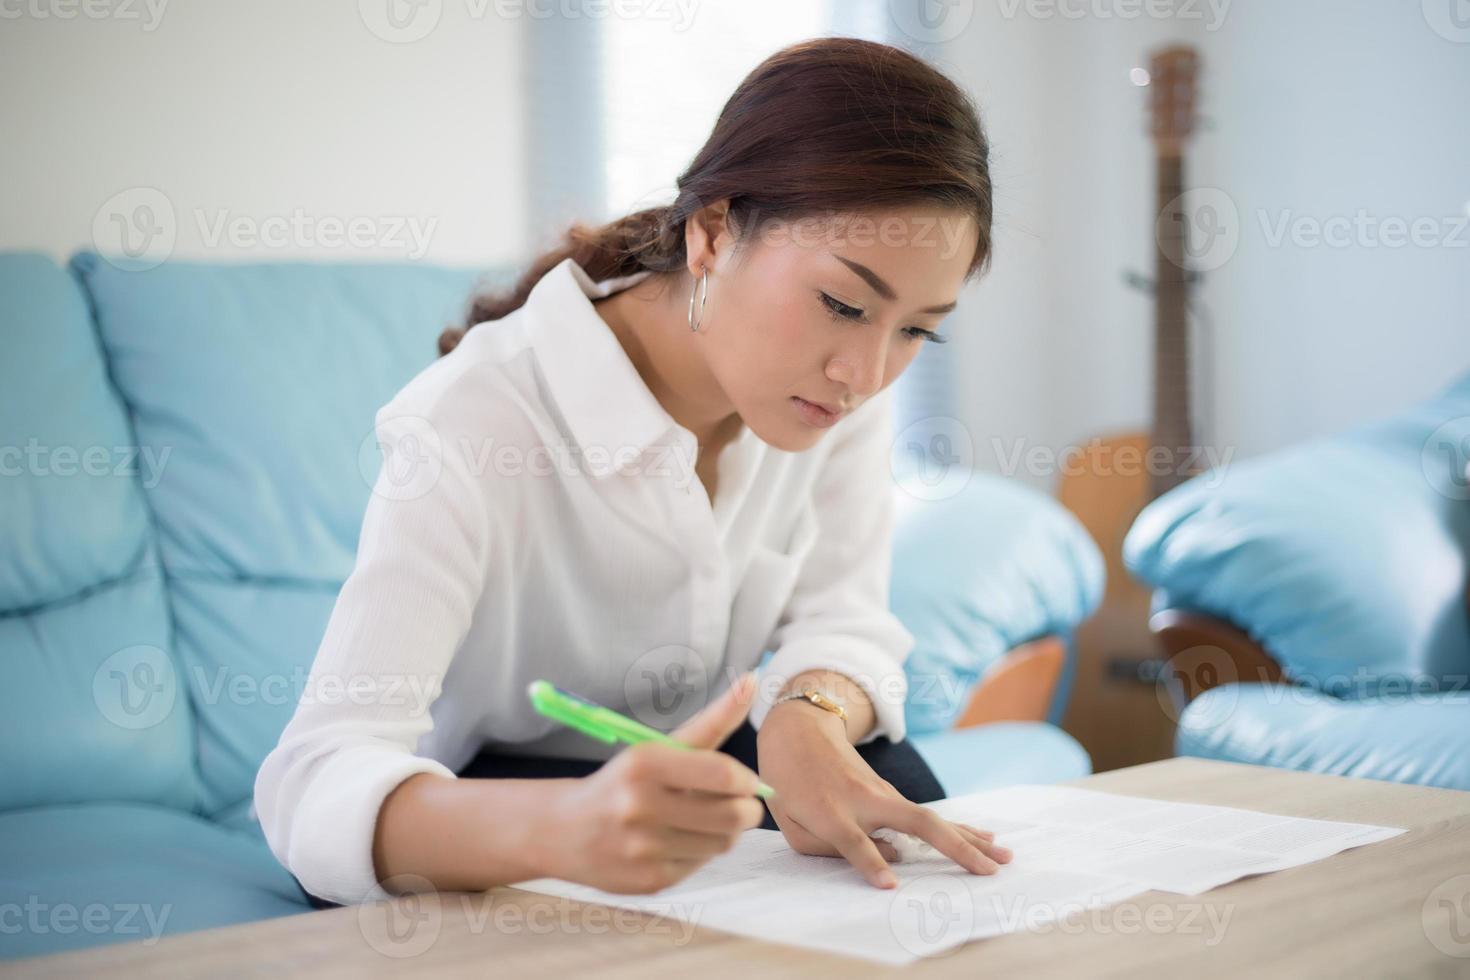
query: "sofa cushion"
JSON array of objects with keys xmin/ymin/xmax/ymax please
[
  {"xmin": 70, "ymin": 251, "xmax": 500, "ymax": 814},
  {"xmin": 1124, "ymin": 371, "xmax": 1470, "ymax": 695},
  {"xmin": 0, "ymin": 253, "xmax": 198, "ymax": 812},
  {"xmin": 1176, "ymin": 682, "xmax": 1470, "ymax": 792},
  {"xmin": 890, "ymin": 472, "xmax": 1104, "ymax": 734},
  {"xmin": 0, "ymin": 803, "xmax": 309, "ymax": 961},
  {"xmin": 910, "ymin": 722, "xmax": 1091, "ymax": 798}
]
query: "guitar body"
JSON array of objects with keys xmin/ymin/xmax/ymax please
[{"xmin": 1058, "ymin": 432, "xmax": 1180, "ymax": 771}]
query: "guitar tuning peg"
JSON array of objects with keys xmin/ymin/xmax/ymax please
[
  {"xmin": 1123, "ymin": 270, "xmax": 1155, "ymax": 294},
  {"xmin": 1123, "ymin": 269, "xmax": 1205, "ymax": 294}
]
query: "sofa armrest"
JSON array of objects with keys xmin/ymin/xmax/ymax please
[
  {"xmin": 891, "ymin": 471, "xmax": 1104, "ymax": 734},
  {"xmin": 952, "ymin": 635, "xmax": 1068, "ymax": 727},
  {"xmin": 1124, "ymin": 372, "xmax": 1470, "ymax": 697},
  {"xmin": 1149, "ymin": 609, "xmax": 1284, "ymax": 713}
]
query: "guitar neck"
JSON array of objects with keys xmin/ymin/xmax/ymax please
[{"xmin": 1152, "ymin": 152, "xmax": 1194, "ymax": 496}]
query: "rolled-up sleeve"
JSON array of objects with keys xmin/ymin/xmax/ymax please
[
  {"xmin": 748, "ymin": 387, "xmax": 915, "ymax": 745},
  {"xmin": 253, "ymin": 397, "xmax": 492, "ymax": 906}
]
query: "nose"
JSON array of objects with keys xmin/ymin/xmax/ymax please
[{"xmin": 826, "ymin": 333, "xmax": 888, "ymax": 399}]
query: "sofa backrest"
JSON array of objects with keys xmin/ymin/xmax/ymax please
[
  {"xmin": 68, "ymin": 251, "xmax": 497, "ymax": 814},
  {"xmin": 1, "ymin": 253, "xmax": 200, "ymax": 811}
]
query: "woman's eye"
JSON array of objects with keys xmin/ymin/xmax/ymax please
[
  {"xmin": 820, "ymin": 292, "xmax": 865, "ymax": 321},
  {"xmin": 821, "ymin": 291, "xmax": 947, "ymax": 344},
  {"xmin": 903, "ymin": 326, "xmax": 947, "ymax": 344}
]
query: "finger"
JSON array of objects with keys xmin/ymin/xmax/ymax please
[
  {"xmin": 956, "ymin": 824, "xmax": 1012, "ymax": 863},
  {"xmin": 668, "ymin": 671, "xmax": 757, "ymax": 749},
  {"xmin": 882, "ymin": 806, "xmax": 999, "ymax": 876},
  {"xmin": 870, "ymin": 837, "xmax": 901, "ymax": 863},
  {"xmin": 826, "ymin": 822, "xmax": 899, "ymax": 889},
  {"xmin": 958, "ymin": 823, "xmax": 996, "ymax": 841},
  {"xmin": 621, "ymin": 857, "xmax": 704, "ymax": 894},
  {"xmin": 654, "ymin": 785, "xmax": 766, "ymax": 835},
  {"xmin": 654, "ymin": 826, "xmax": 744, "ymax": 861},
  {"xmin": 620, "ymin": 741, "xmax": 762, "ymax": 798},
  {"xmin": 778, "ymin": 810, "xmax": 903, "ymax": 864}
]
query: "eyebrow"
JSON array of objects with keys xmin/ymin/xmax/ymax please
[{"xmin": 833, "ymin": 256, "xmax": 958, "ymax": 315}]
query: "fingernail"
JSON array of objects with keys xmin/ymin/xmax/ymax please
[{"xmin": 877, "ymin": 871, "xmax": 897, "ymax": 888}]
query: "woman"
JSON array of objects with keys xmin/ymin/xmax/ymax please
[{"xmin": 255, "ymin": 36, "xmax": 1010, "ymax": 909}]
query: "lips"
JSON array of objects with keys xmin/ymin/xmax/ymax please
[
  {"xmin": 791, "ymin": 396, "xmax": 847, "ymax": 428},
  {"xmin": 801, "ymin": 398, "xmax": 844, "ymax": 415}
]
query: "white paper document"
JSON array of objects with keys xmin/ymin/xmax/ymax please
[{"xmin": 508, "ymin": 784, "xmax": 1408, "ymax": 965}]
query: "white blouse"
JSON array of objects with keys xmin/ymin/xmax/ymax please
[{"xmin": 254, "ymin": 256, "xmax": 916, "ymax": 905}]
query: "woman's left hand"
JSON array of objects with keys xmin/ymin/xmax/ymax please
[{"xmin": 756, "ymin": 703, "xmax": 1013, "ymax": 889}]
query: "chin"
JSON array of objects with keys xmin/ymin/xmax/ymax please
[{"xmin": 749, "ymin": 416, "xmax": 826, "ymax": 454}]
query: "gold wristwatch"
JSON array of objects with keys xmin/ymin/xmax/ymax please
[{"xmin": 772, "ymin": 687, "xmax": 848, "ymax": 734}]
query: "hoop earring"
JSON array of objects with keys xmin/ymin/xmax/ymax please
[{"xmin": 687, "ymin": 265, "xmax": 709, "ymax": 333}]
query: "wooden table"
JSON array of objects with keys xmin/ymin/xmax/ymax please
[{"xmin": 10, "ymin": 757, "xmax": 1470, "ymax": 979}]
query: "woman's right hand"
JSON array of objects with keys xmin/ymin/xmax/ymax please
[{"xmin": 542, "ymin": 671, "xmax": 768, "ymax": 894}]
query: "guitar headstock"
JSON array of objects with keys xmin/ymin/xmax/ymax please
[{"xmin": 1144, "ymin": 45, "xmax": 1200, "ymax": 157}]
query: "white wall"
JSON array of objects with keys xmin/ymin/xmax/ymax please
[
  {"xmin": 935, "ymin": 0, "xmax": 1470, "ymax": 486},
  {"xmin": 0, "ymin": 0, "xmax": 528, "ymax": 267},
  {"xmin": 1189, "ymin": 0, "xmax": 1470, "ymax": 456},
  {"xmin": 5, "ymin": 1, "xmax": 1466, "ymax": 467}
]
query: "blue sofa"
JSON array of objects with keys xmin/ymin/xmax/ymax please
[
  {"xmin": 1124, "ymin": 372, "xmax": 1470, "ymax": 791},
  {"xmin": 0, "ymin": 250, "xmax": 1098, "ymax": 960}
]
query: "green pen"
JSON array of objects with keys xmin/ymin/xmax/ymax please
[{"xmin": 527, "ymin": 679, "xmax": 776, "ymax": 800}]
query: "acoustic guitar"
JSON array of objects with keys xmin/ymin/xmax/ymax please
[{"xmin": 1057, "ymin": 45, "xmax": 1205, "ymax": 772}]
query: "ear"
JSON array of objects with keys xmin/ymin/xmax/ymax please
[{"xmin": 683, "ymin": 198, "xmax": 733, "ymax": 277}]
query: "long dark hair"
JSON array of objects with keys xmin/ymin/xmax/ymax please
[{"xmin": 438, "ymin": 36, "xmax": 993, "ymax": 357}]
